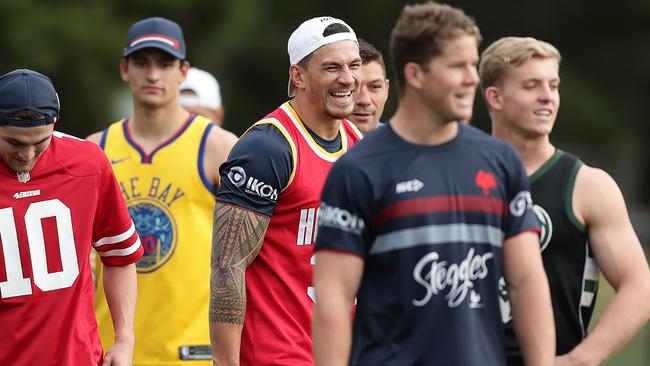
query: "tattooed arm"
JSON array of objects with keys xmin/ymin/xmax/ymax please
[{"xmin": 209, "ymin": 202, "xmax": 270, "ymax": 366}]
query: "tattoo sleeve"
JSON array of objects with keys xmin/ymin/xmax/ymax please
[{"xmin": 209, "ymin": 203, "xmax": 269, "ymax": 324}]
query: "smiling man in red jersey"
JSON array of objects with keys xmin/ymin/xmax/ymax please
[{"xmin": 209, "ymin": 16, "xmax": 363, "ymax": 366}]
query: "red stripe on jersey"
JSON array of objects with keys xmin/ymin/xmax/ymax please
[{"xmin": 373, "ymin": 195, "xmax": 507, "ymax": 229}]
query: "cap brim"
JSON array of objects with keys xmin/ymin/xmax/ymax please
[
  {"xmin": 124, "ymin": 42, "xmax": 185, "ymax": 59},
  {"xmin": 287, "ymin": 78, "xmax": 297, "ymax": 98}
]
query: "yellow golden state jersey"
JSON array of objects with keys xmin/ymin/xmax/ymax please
[{"xmin": 95, "ymin": 115, "xmax": 215, "ymax": 365}]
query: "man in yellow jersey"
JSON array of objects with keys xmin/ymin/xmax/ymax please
[{"xmin": 87, "ymin": 17, "xmax": 234, "ymax": 365}]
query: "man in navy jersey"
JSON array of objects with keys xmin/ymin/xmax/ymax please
[
  {"xmin": 312, "ymin": 3, "xmax": 555, "ymax": 366},
  {"xmin": 209, "ymin": 16, "xmax": 363, "ymax": 366},
  {"xmin": 481, "ymin": 36, "xmax": 650, "ymax": 365}
]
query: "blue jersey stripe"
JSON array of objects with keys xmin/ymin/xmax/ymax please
[{"xmin": 198, "ymin": 122, "xmax": 216, "ymax": 195}]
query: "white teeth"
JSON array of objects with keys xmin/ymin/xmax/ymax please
[
  {"xmin": 535, "ymin": 110, "xmax": 551, "ymax": 116},
  {"xmin": 331, "ymin": 90, "xmax": 352, "ymax": 97}
]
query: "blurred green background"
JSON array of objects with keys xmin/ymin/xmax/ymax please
[{"xmin": 1, "ymin": 0, "xmax": 647, "ymax": 363}]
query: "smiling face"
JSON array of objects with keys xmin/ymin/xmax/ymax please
[
  {"xmin": 416, "ymin": 35, "xmax": 480, "ymax": 124},
  {"xmin": 488, "ymin": 57, "xmax": 560, "ymax": 138},
  {"xmin": 0, "ymin": 123, "xmax": 54, "ymax": 172},
  {"xmin": 349, "ymin": 60, "xmax": 389, "ymax": 133},
  {"xmin": 294, "ymin": 40, "xmax": 362, "ymax": 120},
  {"xmin": 120, "ymin": 48, "xmax": 189, "ymax": 109}
]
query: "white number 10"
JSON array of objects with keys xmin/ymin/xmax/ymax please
[{"xmin": 0, "ymin": 199, "xmax": 79, "ymax": 299}]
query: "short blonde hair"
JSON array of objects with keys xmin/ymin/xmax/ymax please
[{"xmin": 479, "ymin": 37, "xmax": 561, "ymax": 89}]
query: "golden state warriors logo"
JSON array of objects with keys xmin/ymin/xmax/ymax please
[
  {"xmin": 128, "ymin": 198, "xmax": 178, "ymax": 273},
  {"xmin": 533, "ymin": 204, "xmax": 552, "ymax": 252}
]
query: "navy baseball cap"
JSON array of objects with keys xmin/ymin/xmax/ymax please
[
  {"xmin": 124, "ymin": 17, "xmax": 186, "ymax": 59},
  {"xmin": 0, "ymin": 69, "xmax": 60, "ymax": 127}
]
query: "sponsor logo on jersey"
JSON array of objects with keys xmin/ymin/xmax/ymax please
[
  {"xmin": 227, "ymin": 166, "xmax": 246, "ymax": 187},
  {"xmin": 13, "ymin": 189, "xmax": 41, "ymax": 199},
  {"xmin": 396, "ymin": 179, "xmax": 424, "ymax": 194},
  {"xmin": 318, "ymin": 202, "xmax": 365, "ymax": 234},
  {"xmin": 475, "ymin": 169, "xmax": 497, "ymax": 196},
  {"xmin": 412, "ymin": 247, "xmax": 493, "ymax": 308},
  {"xmin": 227, "ymin": 166, "xmax": 278, "ymax": 201},
  {"xmin": 533, "ymin": 204, "xmax": 553, "ymax": 252},
  {"xmin": 509, "ymin": 191, "xmax": 533, "ymax": 217},
  {"xmin": 128, "ymin": 198, "xmax": 178, "ymax": 273}
]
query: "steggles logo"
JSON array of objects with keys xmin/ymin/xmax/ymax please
[{"xmin": 412, "ymin": 247, "xmax": 493, "ymax": 308}]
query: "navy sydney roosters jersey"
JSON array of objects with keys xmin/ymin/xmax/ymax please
[{"xmin": 315, "ymin": 122, "xmax": 539, "ymax": 366}]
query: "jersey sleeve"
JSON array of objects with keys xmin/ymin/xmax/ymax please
[
  {"xmin": 503, "ymin": 145, "xmax": 540, "ymax": 239},
  {"xmin": 216, "ymin": 123, "xmax": 293, "ymax": 217},
  {"xmin": 315, "ymin": 156, "xmax": 374, "ymax": 257},
  {"xmin": 92, "ymin": 149, "xmax": 143, "ymax": 266}
]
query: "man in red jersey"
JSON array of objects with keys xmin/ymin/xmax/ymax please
[
  {"xmin": 0, "ymin": 69, "xmax": 143, "ymax": 366},
  {"xmin": 209, "ymin": 16, "xmax": 363, "ymax": 366}
]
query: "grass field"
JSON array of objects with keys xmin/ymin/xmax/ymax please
[{"xmin": 593, "ymin": 271, "xmax": 649, "ymax": 365}]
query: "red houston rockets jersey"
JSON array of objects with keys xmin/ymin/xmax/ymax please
[{"xmin": 218, "ymin": 102, "xmax": 362, "ymax": 365}]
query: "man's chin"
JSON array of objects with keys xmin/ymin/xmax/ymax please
[{"xmin": 326, "ymin": 106, "xmax": 354, "ymax": 120}]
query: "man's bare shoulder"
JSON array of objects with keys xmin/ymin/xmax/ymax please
[
  {"xmin": 573, "ymin": 163, "xmax": 627, "ymax": 225},
  {"xmin": 86, "ymin": 131, "xmax": 104, "ymax": 145},
  {"xmin": 207, "ymin": 125, "xmax": 238, "ymax": 156}
]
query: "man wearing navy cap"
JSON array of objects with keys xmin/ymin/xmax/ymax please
[
  {"xmin": 88, "ymin": 17, "xmax": 233, "ymax": 366},
  {"xmin": 0, "ymin": 69, "xmax": 143, "ymax": 365}
]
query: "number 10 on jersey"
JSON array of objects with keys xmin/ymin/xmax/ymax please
[{"xmin": 0, "ymin": 199, "xmax": 79, "ymax": 299}]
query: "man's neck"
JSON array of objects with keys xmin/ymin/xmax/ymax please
[
  {"xmin": 129, "ymin": 102, "xmax": 190, "ymax": 153},
  {"xmin": 289, "ymin": 97, "xmax": 341, "ymax": 141},
  {"xmin": 390, "ymin": 93, "xmax": 459, "ymax": 146},
  {"xmin": 492, "ymin": 120, "xmax": 555, "ymax": 176}
]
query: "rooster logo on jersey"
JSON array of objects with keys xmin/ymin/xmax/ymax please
[{"xmin": 475, "ymin": 170, "xmax": 497, "ymax": 196}]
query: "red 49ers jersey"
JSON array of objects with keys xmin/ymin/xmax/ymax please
[
  {"xmin": 0, "ymin": 132, "xmax": 142, "ymax": 366},
  {"xmin": 240, "ymin": 102, "xmax": 361, "ymax": 365}
]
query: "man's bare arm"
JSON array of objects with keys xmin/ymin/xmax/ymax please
[
  {"xmin": 102, "ymin": 264, "xmax": 137, "ymax": 366},
  {"xmin": 504, "ymin": 231, "xmax": 555, "ymax": 366},
  {"xmin": 555, "ymin": 167, "xmax": 650, "ymax": 366},
  {"xmin": 312, "ymin": 251, "xmax": 363, "ymax": 366},
  {"xmin": 209, "ymin": 202, "xmax": 269, "ymax": 366}
]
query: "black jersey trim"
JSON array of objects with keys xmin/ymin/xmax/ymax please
[
  {"xmin": 565, "ymin": 158, "xmax": 586, "ymax": 232},
  {"xmin": 529, "ymin": 149, "xmax": 563, "ymax": 184}
]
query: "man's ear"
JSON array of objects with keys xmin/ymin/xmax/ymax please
[
  {"xmin": 180, "ymin": 60, "xmax": 190, "ymax": 83},
  {"xmin": 403, "ymin": 62, "xmax": 424, "ymax": 90},
  {"xmin": 289, "ymin": 64, "xmax": 306, "ymax": 91},
  {"xmin": 119, "ymin": 58, "xmax": 129, "ymax": 82},
  {"xmin": 484, "ymin": 86, "xmax": 503, "ymax": 111}
]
